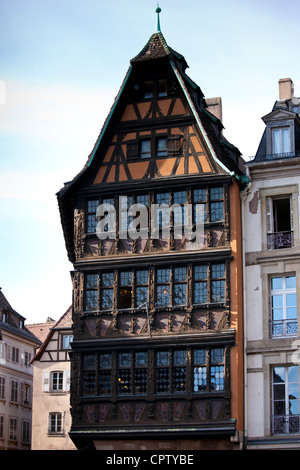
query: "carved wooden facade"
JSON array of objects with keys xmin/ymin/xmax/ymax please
[{"xmin": 57, "ymin": 23, "xmax": 245, "ymax": 450}]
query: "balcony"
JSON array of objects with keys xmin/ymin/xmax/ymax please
[
  {"xmin": 270, "ymin": 319, "xmax": 298, "ymax": 337},
  {"xmin": 271, "ymin": 414, "xmax": 300, "ymax": 434},
  {"xmin": 267, "ymin": 231, "xmax": 294, "ymax": 250}
]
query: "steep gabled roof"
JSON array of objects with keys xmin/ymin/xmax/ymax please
[
  {"xmin": 0, "ymin": 289, "xmax": 41, "ymax": 345},
  {"xmin": 31, "ymin": 306, "xmax": 72, "ymax": 362},
  {"xmin": 57, "ymin": 15, "xmax": 245, "ymax": 262},
  {"xmin": 131, "ymin": 31, "xmax": 188, "ymax": 70}
]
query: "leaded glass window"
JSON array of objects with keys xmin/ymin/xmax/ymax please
[
  {"xmin": 156, "ymin": 268, "xmax": 170, "ymax": 306},
  {"xmin": 100, "ymin": 271, "xmax": 113, "ymax": 310},
  {"xmin": 119, "ymin": 271, "xmax": 133, "ymax": 309},
  {"xmin": 156, "ymin": 351, "xmax": 170, "ymax": 393},
  {"xmin": 194, "ymin": 349, "xmax": 207, "ymax": 391},
  {"xmin": 135, "ymin": 269, "xmax": 148, "ymax": 307},
  {"xmin": 173, "ymin": 267, "xmax": 187, "ymax": 305},
  {"xmin": 82, "ymin": 354, "xmax": 96, "ymax": 396},
  {"xmin": 173, "ymin": 350, "xmax": 186, "ymax": 392},
  {"xmin": 140, "ymin": 139, "xmax": 151, "ymax": 158},
  {"xmin": 156, "ymin": 192, "xmax": 170, "ymax": 229},
  {"xmin": 84, "ymin": 273, "xmax": 98, "ymax": 311},
  {"xmin": 194, "ymin": 265, "xmax": 208, "ymax": 303},
  {"xmin": 193, "ymin": 348, "xmax": 224, "ymax": 392},
  {"xmin": 99, "ymin": 353, "xmax": 112, "ymax": 395},
  {"xmin": 87, "ymin": 199, "xmax": 98, "ymax": 233},
  {"xmin": 117, "ymin": 352, "xmax": 148, "ymax": 395},
  {"xmin": 211, "ymin": 263, "xmax": 225, "ymax": 302},
  {"xmin": 156, "ymin": 137, "xmax": 168, "ymax": 157}
]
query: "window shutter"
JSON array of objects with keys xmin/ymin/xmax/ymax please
[
  {"xmin": 266, "ymin": 197, "xmax": 273, "ymax": 233},
  {"xmin": 167, "ymin": 135, "xmax": 181, "ymax": 155},
  {"xmin": 66, "ymin": 370, "xmax": 71, "ymax": 392},
  {"xmin": 20, "ymin": 382, "xmax": 24, "ymax": 404},
  {"xmin": 5, "ymin": 344, "xmax": 11, "ymax": 361},
  {"xmin": 43, "ymin": 372, "xmax": 50, "ymax": 392},
  {"xmin": 127, "ymin": 141, "xmax": 139, "ymax": 160},
  {"xmin": 290, "ymin": 197, "xmax": 294, "ymax": 232}
]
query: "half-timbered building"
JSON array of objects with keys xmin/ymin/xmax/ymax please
[
  {"xmin": 30, "ymin": 307, "xmax": 76, "ymax": 450},
  {"xmin": 57, "ymin": 10, "xmax": 245, "ymax": 450}
]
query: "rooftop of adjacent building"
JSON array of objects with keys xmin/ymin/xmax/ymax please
[
  {"xmin": 29, "ymin": 306, "xmax": 72, "ymax": 361},
  {"xmin": 249, "ymin": 78, "xmax": 300, "ymax": 163},
  {"xmin": 0, "ymin": 287, "xmax": 41, "ymax": 345}
]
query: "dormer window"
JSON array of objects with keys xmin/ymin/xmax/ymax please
[{"xmin": 271, "ymin": 127, "xmax": 291, "ymax": 156}]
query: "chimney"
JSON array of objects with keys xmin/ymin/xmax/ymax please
[
  {"xmin": 206, "ymin": 97, "xmax": 223, "ymax": 123},
  {"xmin": 278, "ymin": 78, "xmax": 294, "ymax": 100}
]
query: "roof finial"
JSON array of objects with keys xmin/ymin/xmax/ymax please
[{"xmin": 156, "ymin": 3, "xmax": 162, "ymax": 33}]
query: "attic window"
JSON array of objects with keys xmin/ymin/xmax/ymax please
[
  {"xmin": 271, "ymin": 127, "xmax": 291, "ymax": 156},
  {"xmin": 143, "ymin": 81, "xmax": 154, "ymax": 99},
  {"xmin": 158, "ymin": 79, "xmax": 168, "ymax": 97}
]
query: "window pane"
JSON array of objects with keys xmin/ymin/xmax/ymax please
[
  {"xmin": 210, "ymin": 366, "xmax": 224, "ymax": 391},
  {"xmin": 134, "ymin": 369, "xmax": 147, "ymax": 393},
  {"xmin": 136, "ymin": 194, "xmax": 149, "ymax": 207},
  {"xmin": 272, "ymin": 129, "xmax": 281, "ymax": 154},
  {"xmin": 286, "ymin": 276, "xmax": 296, "ymax": 289},
  {"xmin": 135, "ymin": 352, "xmax": 148, "ymax": 367},
  {"xmin": 194, "ymin": 281, "xmax": 207, "ymax": 303},
  {"xmin": 118, "ymin": 370, "xmax": 131, "ymax": 394},
  {"xmin": 272, "ymin": 277, "xmax": 282, "ymax": 290},
  {"xmin": 174, "ymin": 267, "xmax": 186, "ymax": 282},
  {"xmin": 136, "ymin": 269, "xmax": 148, "ymax": 284},
  {"xmin": 194, "ymin": 265, "xmax": 207, "ymax": 280},
  {"xmin": 157, "ymin": 138, "xmax": 167, "ymax": 157},
  {"xmin": 211, "ymin": 348, "xmax": 224, "ymax": 364},
  {"xmin": 99, "ymin": 370, "xmax": 111, "ymax": 394},
  {"xmin": 140, "ymin": 140, "xmax": 151, "ymax": 158},
  {"xmin": 173, "ymin": 191, "xmax": 186, "ymax": 204},
  {"xmin": 274, "ymin": 367, "xmax": 285, "ymax": 383},
  {"xmin": 101, "ymin": 272, "xmax": 113, "ymax": 287},
  {"xmin": 118, "ymin": 353, "xmax": 131, "ymax": 394},
  {"xmin": 174, "ymin": 350, "xmax": 186, "ymax": 365},
  {"xmin": 156, "ymin": 369, "xmax": 169, "ymax": 392},
  {"xmin": 101, "ymin": 289, "xmax": 113, "ymax": 309},
  {"xmin": 119, "ymin": 353, "xmax": 131, "ymax": 368},
  {"xmin": 194, "ymin": 349, "xmax": 206, "ymax": 364},
  {"xmin": 212, "ymin": 263, "xmax": 225, "ymax": 279},
  {"xmin": 193, "ymin": 189, "xmax": 206, "ymax": 202},
  {"xmin": 212, "ymin": 280, "xmax": 225, "ymax": 302},
  {"xmin": 85, "ymin": 291, "xmax": 98, "ymax": 310},
  {"xmin": 99, "ymin": 354, "xmax": 112, "ymax": 369},
  {"xmin": 173, "ymin": 284, "xmax": 186, "ymax": 305},
  {"xmin": 194, "ymin": 366, "xmax": 207, "ymax": 391},
  {"xmin": 156, "ymin": 193, "xmax": 169, "ymax": 205},
  {"xmin": 173, "ymin": 367, "xmax": 186, "ymax": 392},
  {"xmin": 136, "ymin": 286, "xmax": 148, "ymax": 306},
  {"xmin": 86, "ymin": 274, "xmax": 98, "ymax": 289},
  {"xmin": 211, "ymin": 201, "xmax": 223, "ymax": 221},
  {"xmin": 120, "ymin": 271, "xmax": 132, "ymax": 286},
  {"xmin": 157, "ymin": 351, "xmax": 169, "ymax": 366},
  {"xmin": 156, "ymin": 285, "xmax": 170, "ymax": 306},
  {"xmin": 282, "ymin": 128, "xmax": 290, "ymax": 153},
  {"xmin": 157, "ymin": 268, "xmax": 170, "ymax": 283},
  {"xmin": 210, "ymin": 187, "xmax": 223, "ymax": 200}
]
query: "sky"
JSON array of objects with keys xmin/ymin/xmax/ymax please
[{"xmin": 0, "ymin": 0, "xmax": 300, "ymax": 325}]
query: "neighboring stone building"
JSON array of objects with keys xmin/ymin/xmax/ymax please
[
  {"xmin": 0, "ymin": 289, "xmax": 41, "ymax": 450},
  {"xmin": 242, "ymin": 78, "xmax": 300, "ymax": 449},
  {"xmin": 57, "ymin": 9, "xmax": 245, "ymax": 450},
  {"xmin": 30, "ymin": 307, "xmax": 76, "ymax": 450}
]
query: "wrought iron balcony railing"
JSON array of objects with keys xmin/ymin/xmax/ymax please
[
  {"xmin": 271, "ymin": 414, "xmax": 300, "ymax": 435},
  {"xmin": 270, "ymin": 319, "xmax": 298, "ymax": 338},
  {"xmin": 267, "ymin": 231, "xmax": 294, "ymax": 250}
]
